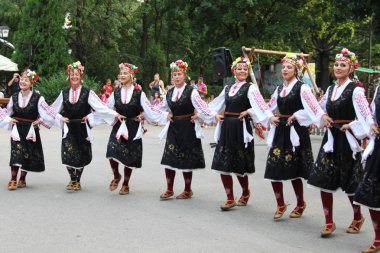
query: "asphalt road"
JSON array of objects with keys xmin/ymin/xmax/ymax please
[{"xmin": 0, "ymin": 124, "xmax": 374, "ymax": 253}]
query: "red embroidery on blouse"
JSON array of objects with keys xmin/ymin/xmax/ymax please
[
  {"xmin": 302, "ymin": 90, "xmax": 319, "ymax": 114},
  {"xmin": 193, "ymin": 93, "xmax": 212, "ymax": 116},
  {"xmin": 40, "ymin": 100, "xmax": 56, "ymax": 119},
  {"xmin": 268, "ymin": 96, "xmax": 276, "ymax": 109},
  {"xmin": 354, "ymin": 92, "xmax": 371, "ymax": 120},
  {"xmin": 251, "ymin": 90, "xmax": 269, "ymax": 112}
]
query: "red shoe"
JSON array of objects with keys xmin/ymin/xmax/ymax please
[
  {"xmin": 8, "ymin": 180, "xmax": 17, "ymax": 191},
  {"xmin": 176, "ymin": 191, "xmax": 193, "ymax": 199},
  {"xmin": 237, "ymin": 191, "xmax": 250, "ymax": 206},
  {"xmin": 362, "ymin": 240, "xmax": 380, "ymax": 253},
  {"xmin": 346, "ymin": 215, "xmax": 365, "ymax": 234},
  {"xmin": 321, "ymin": 223, "xmax": 336, "ymax": 238},
  {"xmin": 160, "ymin": 190, "xmax": 174, "ymax": 200},
  {"xmin": 273, "ymin": 205, "xmax": 287, "ymax": 220},
  {"xmin": 220, "ymin": 200, "xmax": 236, "ymax": 211},
  {"xmin": 289, "ymin": 202, "xmax": 307, "ymax": 218},
  {"xmin": 109, "ymin": 177, "xmax": 121, "ymax": 191}
]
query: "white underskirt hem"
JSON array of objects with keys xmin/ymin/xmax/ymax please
[
  {"xmin": 307, "ymin": 184, "xmax": 355, "ymax": 196},
  {"xmin": 62, "ymin": 164, "xmax": 86, "ymax": 170},
  {"xmin": 211, "ymin": 169, "xmax": 254, "ymax": 177},
  {"xmin": 107, "ymin": 157, "xmax": 140, "ymax": 169},
  {"xmin": 264, "ymin": 177, "xmax": 303, "ymax": 182},
  {"xmin": 11, "ymin": 163, "xmax": 44, "ymax": 173},
  {"xmin": 353, "ymin": 201, "xmax": 380, "ymax": 211},
  {"xmin": 160, "ymin": 164, "xmax": 205, "ymax": 172}
]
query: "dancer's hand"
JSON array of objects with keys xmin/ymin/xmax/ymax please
[
  {"xmin": 10, "ymin": 118, "xmax": 18, "ymax": 125},
  {"xmin": 239, "ymin": 110, "xmax": 249, "ymax": 120},
  {"xmin": 270, "ymin": 116, "xmax": 279, "ymax": 127},
  {"xmin": 61, "ymin": 117, "xmax": 69, "ymax": 123},
  {"xmin": 322, "ymin": 114, "xmax": 333, "ymax": 128},
  {"xmin": 167, "ymin": 113, "xmax": 173, "ymax": 122},
  {"xmin": 215, "ymin": 114, "xmax": 224, "ymax": 123},
  {"xmin": 190, "ymin": 114, "xmax": 198, "ymax": 123},
  {"xmin": 340, "ymin": 124, "xmax": 350, "ymax": 132},
  {"xmin": 370, "ymin": 124, "xmax": 379, "ymax": 136},
  {"xmin": 286, "ymin": 115, "xmax": 296, "ymax": 126}
]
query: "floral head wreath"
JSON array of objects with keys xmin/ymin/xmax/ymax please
[
  {"xmin": 335, "ymin": 48, "xmax": 359, "ymax": 69},
  {"xmin": 66, "ymin": 61, "xmax": 85, "ymax": 75},
  {"xmin": 119, "ymin": 62, "xmax": 139, "ymax": 75},
  {"xmin": 231, "ymin": 57, "xmax": 252, "ymax": 73},
  {"xmin": 22, "ymin": 69, "xmax": 38, "ymax": 82},
  {"xmin": 170, "ymin": 60, "xmax": 188, "ymax": 72},
  {"xmin": 281, "ymin": 53, "xmax": 304, "ymax": 73}
]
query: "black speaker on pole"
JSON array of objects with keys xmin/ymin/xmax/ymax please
[{"xmin": 212, "ymin": 47, "xmax": 233, "ymax": 82}]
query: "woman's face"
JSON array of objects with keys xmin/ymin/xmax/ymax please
[
  {"xmin": 154, "ymin": 74, "xmax": 159, "ymax": 81},
  {"xmin": 69, "ymin": 69, "xmax": 81, "ymax": 88},
  {"xmin": 333, "ymin": 60, "xmax": 351, "ymax": 80},
  {"xmin": 172, "ymin": 70, "xmax": 186, "ymax": 87},
  {"xmin": 235, "ymin": 63, "xmax": 249, "ymax": 81},
  {"xmin": 19, "ymin": 76, "xmax": 32, "ymax": 91},
  {"xmin": 119, "ymin": 68, "xmax": 132, "ymax": 84},
  {"xmin": 281, "ymin": 62, "xmax": 297, "ymax": 81}
]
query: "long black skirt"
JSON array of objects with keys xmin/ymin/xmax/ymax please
[
  {"xmin": 10, "ymin": 123, "xmax": 44, "ymax": 172},
  {"xmin": 61, "ymin": 122, "xmax": 92, "ymax": 168},
  {"xmin": 106, "ymin": 119, "xmax": 142, "ymax": 168},
  {"xmin": 211, "ymin": 117, "xmax": 255, "ymax": 176},
  {"xmin": 354, "ymin": 139, "xmax": 380, "ymax": 209},
  {"xmin": 265, "ymin": 120, "xmax": 313, "ymax": 181},
  {"xmin": 161, "ymin": 118, "xmax": 205, "ymax": 170},
  {"xmin": 307, "ymin": 127, "xmax": 363, "ymax": 194}
]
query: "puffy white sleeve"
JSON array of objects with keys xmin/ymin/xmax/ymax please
[
  {"xmin": 140, "ymin": 91, "xmax": 168, "ymax": 125},
  {"xmin": 37, "ymin": 96, "xmax": 58, "ymax": 129},
  {"xmin": 247, "ymin": 85, "xmax": 273, "ymax": 127},
  {"xmin": 371, "ymin": 86, "xmax": 379, "ymax": 124},
  {"xmin": 294, "ymin": 84, "xmax": 326, "ymax": 127},
  {"xmin": 158, "ymin": 97, "xmax": 171, "ymax": 112},
  {"xmin": 352, "ymin": 87, "xmax": 375, "ymax": 135},
  {"xmin": 191, "ymin": 89, "xmax": 217, "ymax": 124},
  {"xmin": 6, "ymin": 96, "xmax": 14, "ymax": 116},
  {"xmin": 267, "ymin": 87, "xmax": 278, "ymax": 112},
  {"xmin": 107, "ymin": 92, "xmax": 116, "ymax": 109},
  {"xmin": 319, "ymin": 87, "xmax": 330, "ymax": 112},
  {"xmin": 51, "ymin": 91, "xmax": 64, "ymax": 113},
  {"xmin": 0, "ymin": 108, "xmax": 12, "ymax": 129},
  {"xmin": 88, "ymin": 90, "xmax": 118, "ymax": 126},
  {"xmin": 208, "ymin": 87, "xmax": 226, "ymax": 114}
]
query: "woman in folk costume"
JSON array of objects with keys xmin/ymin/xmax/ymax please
[
  {"xmin": 351, "ymin": 85, "xmax": 380, "ymax": 252},
  {"xmin": 208, "ymin": 57, "xmax": 273, "ymax": 211},
  {"xmin": 159, "ymin": 60, "xmax": 217, "ymax": 200},
  {"xmin": 307, "ymin": 48, "xmax": 373, "ymax": 237},
  {"xmin": 265, "ymin": 54, "xmax": 330, "ymax": 219},
  {"xmin": 4, "ymin": 69, "xmax": 57, "ymax": 190},
  {"xmin": 51, "ymin": 61, "xmax": 122, "ymax": 191},
  {"xmin": 106, "ymin": 62, "xmax": 168, "ymax": 195}
]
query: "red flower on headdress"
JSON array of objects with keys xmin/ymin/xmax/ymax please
[
  {"xmin": 354, "ymin": 63, "xmax": 359, "ymax": 69},
  {"xmin": 341, "ymin": 48, "xmax": 349, "ymax": 56}
]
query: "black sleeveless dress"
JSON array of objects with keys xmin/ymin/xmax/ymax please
[
  {"xmin": 10, "ymin": 92, "xmax": 45, "ymax": 172},
  {"xmin": 161, "ymin": 85, "xmax": 205, "ymax": 170},
  {"xmin": 265, "ymin": 81, "xmax": 313, "ymax": 181},
  {"xmin": 211, "ymin": 83, "xmax": 255, "ymax": 176},
  {"xmin": 106, "ymin": 88, "xmax": 143, "ymax": 168},
  {"xmin": 354, "ymin": 88, "xmax": 380, "ymax": 209},
  {"xmin": 60, "ymin": 87, "xmax": 92, "ymax": 168},
  {"xmin": 308, "ymin": 82, "xmax": 363, "ymax": 194}
]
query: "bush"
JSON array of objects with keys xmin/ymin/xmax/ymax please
[{"xmin": 36, "ymin": 72, "xmax": 101, "ymax": 104}]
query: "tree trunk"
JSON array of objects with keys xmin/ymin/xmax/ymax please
[{"xmin": 317, "ymin": 50, "xmax": 331, "ymax": 91}]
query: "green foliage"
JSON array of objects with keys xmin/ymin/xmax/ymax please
[
  {"xmin": 12, "ymin": 0, "xmax": 71, "ymax": 75},
  {"xmin": 206, "ymin": 85, "xmax": 223, "ymax": 99},
  {"xmin": 36, "ymin": 72, "xmax": 101, "ymax": 104}
]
